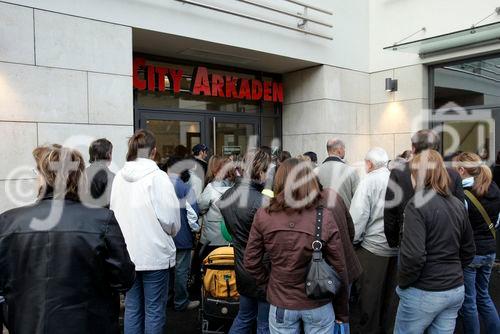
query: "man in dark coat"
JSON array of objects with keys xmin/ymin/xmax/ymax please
[
  {"xmin": 85, "ymin": 138, "xmax": 115, "ymax": 208},
  {"xmin": 384, "ymin": 129, "xmax": 465, "ymax": 248},
  {"xmin": 218, "ymin": 149, "xmax": 271, "ymax": 334}
]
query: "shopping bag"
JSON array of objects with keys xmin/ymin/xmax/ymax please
[{"xmin": 333, "ymin": 322, "xmax": 349, "ymax": 334}]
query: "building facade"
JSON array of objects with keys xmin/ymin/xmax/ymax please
[{"xmin": 1, "ymin": 0, "xmax": 500, "ymax": 211}]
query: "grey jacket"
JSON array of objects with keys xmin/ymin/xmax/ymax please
[
  {"xmin": 198, "ymin": 179, "xmax": 233, "ymax": 246},
  {"xmin": 350, "ymin": 167, "xmax": 398, "ymax": 257},
  {"xmin": 317, "ymin": 156, "xmax": 360, "ymax": 208}
]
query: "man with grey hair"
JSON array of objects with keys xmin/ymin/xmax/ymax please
[
  {"xmin": 350, "ymin": 147, "xmax": 398, "ymax": 334},
  {"xmin": 317, "ymin": 138, "xmax": 359, "ymax": 208}
]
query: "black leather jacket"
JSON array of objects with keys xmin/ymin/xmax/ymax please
[
  {"xmin": 218, "ymin": 179, "xmax": 268, "ymax": 300},
  {"xmin": 0, "ymin": 196, "xmax": 135, "ymax": 334}
]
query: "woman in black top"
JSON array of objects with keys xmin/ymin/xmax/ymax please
[
  {"xmin": 494, "ymin": 151, "xmax": 500, "ymax": 187},
  {"xmin": 394, "ymin": 150, "xmax": 475, "ymax": 334},
  {"xmin": 454, "ymin": 152, "xmax": 500, "ymax": 334}
]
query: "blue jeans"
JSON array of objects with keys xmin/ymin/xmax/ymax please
[
  {"xmin": 229, "ymin": 294, "xmax": 270, "ymax": 334},
  {"xmin": 269, "ymin": 303, "xmax": 334, "ymax": 334},
  {"xmin": 174, "ymin": 249, "xmax": 192, "ymax": 310},
  {"xmin": 461, "ymin": 253, "xmax": 500, "ymax": 334},
  {"xmin": 124, "ymin": 269, "xmax": 169, "ymax": 334},
  {"xmin": 394, "ymin": 285, "xmax": 464, "ymax": 334}
]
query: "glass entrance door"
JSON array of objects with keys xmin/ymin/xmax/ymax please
[
  {"xmin": 211, "ymin": 117, "xmax": 259, "ymax": 160},
  {"xmin": 138, "ymin": 110, "xmax": 259, "ymax": 163},
  {"xmin": 139, "ymin": 111, "xmax": 206, "ymax": 165}
]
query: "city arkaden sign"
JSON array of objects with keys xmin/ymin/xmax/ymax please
[{"xmin": 133, "ymin": 57, "xmax": 284, "ymax": 103}]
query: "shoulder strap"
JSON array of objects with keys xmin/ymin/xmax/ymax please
[
  {"xmin": 464, "ymin": 190, "xmax": 496, "ymax": 239},
  {"xmin": 315, "ymin": 207, "xmax": 324, "ymax": 242}
]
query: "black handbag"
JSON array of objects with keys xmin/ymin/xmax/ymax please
[{"xmin": 305, "ymin": 207, "xmax": 342, "ymax": 300}]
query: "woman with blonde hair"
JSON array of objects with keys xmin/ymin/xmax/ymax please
[
  {"xmin": 198, "ymin": 155, "xmax": 236, "ymax": 250},
  {"xmin": 453, "ymin": 152, "xmax": 500, "ymax": 334},
  {"xmin": 0, "ymin": 145, "xmax": 135, "ymax": 334},
  {"xmin": 394, "ymin": 150, "xmax": 475, "ymax": 334}
]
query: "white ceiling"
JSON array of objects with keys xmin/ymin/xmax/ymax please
[{"xmin": 132, "ymin": 28, "xmax": 319, "ymax": 73}]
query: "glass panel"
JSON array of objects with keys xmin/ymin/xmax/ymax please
[
  {"xmin": 261, "ymin": 117, "xmax": 280, "ymax": 149},
  {"xmin": 214, "ymin": 122, "xmax": 255, "ymax": 159},
  {"xmin": 384, "ymin": 22, "xmax": 500, "ymax": 56},
  {"xmin": 433, "ymin": 55, "xmax": 500, "ymax": 109},
  {"xmin": 145, "ymin": 119, "xmax": 201, "ymax": 164},
  {"xmin": 441, "ymin": 120, "xmax": 492, "ymax": 159}
]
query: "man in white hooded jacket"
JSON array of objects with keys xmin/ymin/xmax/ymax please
[{"xmin": 111, "ymin": 129, "xmax": 180, "ymax": 334}]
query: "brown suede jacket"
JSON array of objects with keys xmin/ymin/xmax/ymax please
[{"xmin": 244, "ymin": 205, "xmax": 350, "ymax": 322}]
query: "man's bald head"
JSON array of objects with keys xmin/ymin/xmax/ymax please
[{"xmin": 326, "ymin": 138, "xmax": 346, "ymax": 159}]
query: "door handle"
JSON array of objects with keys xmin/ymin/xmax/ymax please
[{"xmin": 212, "ymin": 117, "xmax": 216, "ymax": 155}]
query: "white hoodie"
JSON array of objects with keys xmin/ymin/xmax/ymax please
[{"xmin": 110, "ymin": 158, "xmax": 181, "ymax": 271}]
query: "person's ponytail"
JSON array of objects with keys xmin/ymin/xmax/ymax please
[
  {"xmin": 454, "ymin": 152, "xmax": 492, "ymax": 197},
  {"xmin": 473, "ymin": 164, "xmax": 493, "ymax": 197},
  {"xmin": 126, "ymin": 129, "xmax": 156, "ymax": 161}
]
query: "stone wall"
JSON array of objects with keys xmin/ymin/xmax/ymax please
[
  {"xmin": 282, "ymin": 64, "xmax": 429, "ymax": 167},
  {"xmin": 282, "ymin": 65, "xmax": 370, "ymax": 169},
  {"xmin": 0, "ymin": 3, "xmax": 134, "ymax": 212}
]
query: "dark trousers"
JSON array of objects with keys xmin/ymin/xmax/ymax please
[
  {"xmin": 351, "ymin": 247, "xmax": 398, "ymax": 334},
  {"xmin": 189, "ymin": 243, "xmax": 219, "ymax": 299}
]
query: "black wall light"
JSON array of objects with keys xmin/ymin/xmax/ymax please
[{"xmin": 385, "ymin": 78, "xmax": 398, "ymax": 92}]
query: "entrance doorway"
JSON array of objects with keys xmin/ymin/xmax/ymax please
[{"xmin": 138, "ymin": 109, "xmax": 259, "ymax": 164}]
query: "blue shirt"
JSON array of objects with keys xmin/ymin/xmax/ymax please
[{"xmin": 170, "ymin": 175, "xmax": 199, "ymax": 250}]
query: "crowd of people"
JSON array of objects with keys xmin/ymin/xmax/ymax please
[{"xmin": 0, "ymin": 128, "xmax": 499, "ymax": 334}]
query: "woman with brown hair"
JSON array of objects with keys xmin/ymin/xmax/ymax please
[
  {"xmin": 394, "ymin": 150, "xmax": 475, "ymax": 334},
  {"xmin": 111, "ymin": 129, "xmax": 181, "ymax": 334},
  {"xmin": 244, "ymin": 158, "xmax": 348, "ymax": 334},
  {"xmin": 453, "ymin": 152, "xmax": 500, "ymax": 334},
  {"xmin": 219, "ymin": 149, "xmax": 272, "ymax": 334},
  {"xmin": 0, "ymin": 145, "xmax": 135, "ymax": 334}
]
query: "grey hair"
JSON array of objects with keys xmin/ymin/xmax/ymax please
[
  {"xmin": 326, "ymin": 138, "xmax": 345, "ymax": 152},
  {"xmin": 365, "ymin": 147, "xmax": 389, "ymax": 169}
]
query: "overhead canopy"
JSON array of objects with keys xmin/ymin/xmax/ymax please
[{"xmin": 384, "ymin": 21, "xmax": 500, "ymax": 58}]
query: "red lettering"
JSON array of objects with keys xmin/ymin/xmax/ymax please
[
  {"xmin": 133, "ymin": 57, "xmax": 147, "ymax": 90},
  {"xmin": 191, "ymin": 67, "xmax": 211, "ymax": 96},
  {"xmin": 272, "ymin": 82, "xmax": 284, "ymax": 103},
  {"xmin": 168, "ymin": 68, "xmax": 183, "ymax": 94},
  {"xmin": 211, "ymin": 74, "xmax": 225, "ymax": 97},
  {"xmin": 238, "ymin": 79, "xmax": 251, "ymax": 100},
  {"xmin": 263, "ymin": 81, "xmax": 272, "ymax": 101},
  {"xmin": 155, "ymin": 66, "xmax": 168, "ymax": 92},
  {"xmin": 251, "ymin": 80, "xmax": 263, "ymax": 100},
  {"xmin": 225, "ymin": 76, "xmax": 239, "ymax": 99},
  {"xmin": 147, "ymin": 65, "xmax": 155, "ymax": 92}
]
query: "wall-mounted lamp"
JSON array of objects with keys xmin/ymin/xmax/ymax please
[{"xmin": 385, "ymin": 78, "xmax": 398, "ymax": 92}]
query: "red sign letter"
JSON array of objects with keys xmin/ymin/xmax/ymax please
[
  {"xmin": 192, "ymin": 67, "xmax": 211, "ymax": 96},
  {"xmin": 225, "ymin": 76, "xmax": 239, "ymax": 99},
  {"xmin": 155, "ymin": 66, "xmax": 168, "ymax": 92},
  {"xmin": 263, "ymin": 81, "xmax": 272, "ymax": 101},
  {"xmin": 251, "ymin": 80, "xmax": 263, "ymax": 100},
  {"xmin": 147, "ymin": 65, "xmax": 156, "ymax": 92},
  {"xmin": 238, "ymin": 79, "xmax": 251, "ymax": 100},
  {"xmin": 272, "ymin": 82, "xmax": 284, "ymax": 103},
  {"xmin": 133, "ymin": 57, "xmax": 147, "ymax": 90},
  {"xmin": 168, "ymin": 68, "xmax": 183, "ymax": 94},
  {"xmin": 211, "ymin": 74, "xmax": 225, "ymax": 97}
]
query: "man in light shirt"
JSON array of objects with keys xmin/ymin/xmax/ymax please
[{"xmin": 349, "ymin": 147, "xmax": 399, "ymax": 334}]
